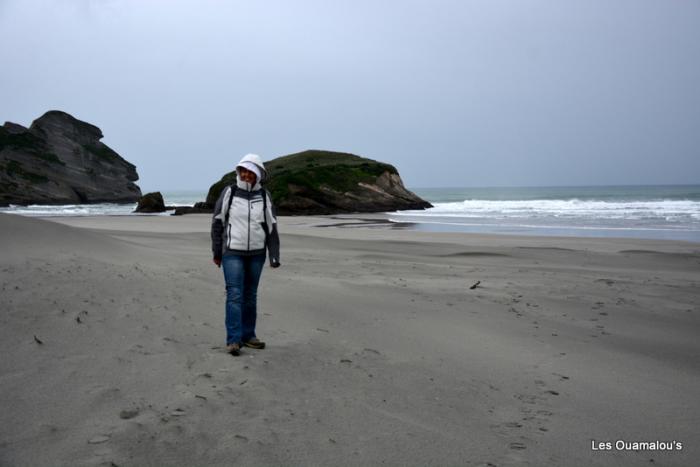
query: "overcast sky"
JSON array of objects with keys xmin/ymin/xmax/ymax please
[{"xmin": 1, "ymin": 0, "xmax": 698, "ymax": 191}]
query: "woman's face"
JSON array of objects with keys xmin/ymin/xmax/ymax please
[{"xmin": 239, "ymin": 167, "xmax": 257, "ymax": 185}]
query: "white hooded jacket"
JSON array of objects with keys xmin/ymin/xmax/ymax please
[{"xmin": 210, "ymin": 154, "xmax": 280, "ymax": 266}]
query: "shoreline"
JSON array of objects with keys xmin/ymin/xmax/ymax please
[
  {"xmin": 39, "ymin": 212, "xmax": 700, "ymax": 248},
  {"xmin": 1, "ymin": 212, "xmax": 699, "ymax": 466},
  {"xmin": 0, "ymin": 209, "xmax": 687, "ymax": 243},
  {"xmin": 3, "ymin": 182, "xmax": 699, "ymax": 242}
]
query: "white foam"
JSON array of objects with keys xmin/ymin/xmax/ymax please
[
  {"xmin": 0, "ymin": 203, "xmax": 142, "ymax": 217},
  {"xmin": 391, "ymin": 199, "xmax": 700, "ymax": 222}
]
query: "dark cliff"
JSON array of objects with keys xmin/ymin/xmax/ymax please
[
  {"xmin": 0, "ymin": 111, "xmax": 141, "ymax": 206},
  {"xmin": 206, "ymin": 150, "xmax": 431, "ymax": 215}
]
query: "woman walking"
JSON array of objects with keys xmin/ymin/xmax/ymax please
[{"xmin": 211, "ymin": 154, "xmax": 281, "ymax": 356}]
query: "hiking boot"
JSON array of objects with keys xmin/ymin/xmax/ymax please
[
  {"xmin": 243, "ymin": 338, "xmax": 266, "ymax": 349},
  {"xmin": 226, "ymin": 343, "xmax": 241, "ymax": 356}
]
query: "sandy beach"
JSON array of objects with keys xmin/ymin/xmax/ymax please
[{"xmin": 1, "ymin": 212, "xmax": 699, "ymax": 466}]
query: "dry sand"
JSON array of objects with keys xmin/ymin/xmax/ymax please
[{"xmin": 1, "ymin": 212, "xmax": 699, "ymax": 466}]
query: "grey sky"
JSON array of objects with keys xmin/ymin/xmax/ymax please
[{"xmin": 1, "ymin": 0, "xmax": 699, "ymax": 191}]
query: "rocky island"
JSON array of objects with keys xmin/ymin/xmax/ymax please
[
  {"xmin": 204, "ymin": 150, "xmax": 431, "ymax": 215},
  {"xmin": 0, "ymin": 111, "xmax": 141, "ymax": 206}
]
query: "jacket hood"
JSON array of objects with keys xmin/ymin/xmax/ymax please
[{"xmin": 235, "ymin": 153, "xmax": 268, "ymax": 183}]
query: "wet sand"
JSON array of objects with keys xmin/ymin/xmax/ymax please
[{"xmin": 1, "ymin": 212, "xmax": 699, "ymax": 466}]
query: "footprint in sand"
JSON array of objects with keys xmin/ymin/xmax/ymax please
[
  {"xmin": 515, "ymin": 393, "xmax": 542, "ymax": 405},
  {"xmin": 88, "ymin": 435, "xmax": 110, "ymax": 444},
  {"xmin": 119, "ymin": 408, "xmax": 139, "ymax": 420}
]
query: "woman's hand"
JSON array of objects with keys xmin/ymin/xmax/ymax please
[{"xmin": 213, "ymin": 257, "xmax": 222, "ymax": 268}]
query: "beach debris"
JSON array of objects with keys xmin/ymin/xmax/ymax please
[
  {"xmin": 88, "ymin": 435, "xmax": 110, "ymax": 444},
  {"xmin": 119, "ymin": 408, "xmax": 139, "ymax": 420},
  {"xmin": 75, "ymin": 310, "xmax": 88, "ymax": 324},
  {"xmin": 469, "ymin": 281, "xmax": 481, "ymax": 290},
  {"xmin": 33, "ymin": 335, "xmax": 43, "ymax": 345}
]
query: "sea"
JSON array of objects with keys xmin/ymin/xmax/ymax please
[
  {"xmin": 400, "ymin": 185, "xmax": 700, "ymax": 242},
  {"xmin": 1, "ymin": 185, "xmax": 699, "ymax": 242}
]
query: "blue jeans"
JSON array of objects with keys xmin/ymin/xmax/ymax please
[{"xmin": 222, "ymin": 253, "xmax": 266, "ymax": 345}]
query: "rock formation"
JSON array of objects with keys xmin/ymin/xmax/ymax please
[
  {"xmin": 171, "ymin": 202, "xmax": 213, "ymax": 216},
  {"xmin": 0, "ymin": 111, "xmax": 141, "ymax": 206},
  {"xmin": 206, "ymin": 150, "xmax": 431, "ymax": 215},
  {"xmin": 134, "ymin": 192, "xmax": 166, "ymax": 213}
]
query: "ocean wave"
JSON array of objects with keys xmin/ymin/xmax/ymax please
[
  {"xmin": 391, "ymin": 199, "xmax": 700, "ymax": 221},
  {"xmin": 0, "ymin": 203, "xmax": 141, "ymax": 217},
  {"xmin": 0, "ymin": 191, "xmax": 206, "ymax": 217}
]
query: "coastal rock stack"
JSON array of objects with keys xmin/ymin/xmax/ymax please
[
  {"xmin": 205, "ymin": 150, "xmax": 431, "ymax": 215},
  {"xmin": 0, "ymin": 111, "xmax": 142, "ymax": 206}
]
